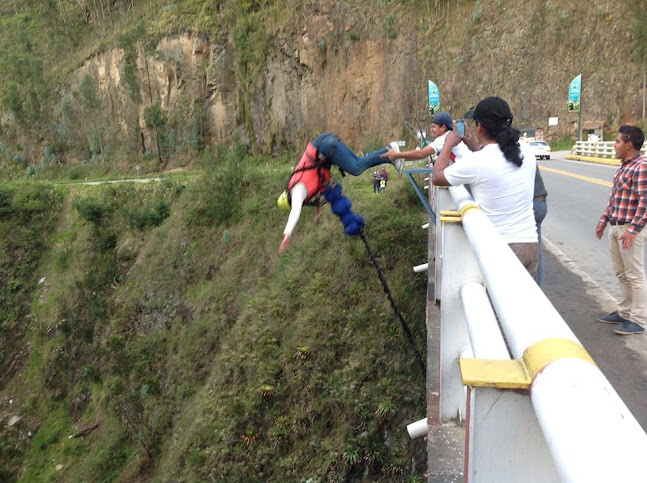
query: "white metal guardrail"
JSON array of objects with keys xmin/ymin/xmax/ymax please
[
  {"xmin": 411, "ymin": 184, "xmax": 647, "ymax": 482},
  {"xmin": 571, "ymin": 140, "xmax": 647, "ymax": 159}
]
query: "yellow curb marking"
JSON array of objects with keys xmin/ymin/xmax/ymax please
[{"xmin": 565, "ymin": 155, "xmax": 620, "ymax": 166}]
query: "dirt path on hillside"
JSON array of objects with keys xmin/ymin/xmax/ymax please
[{"xmin": 54, "ymin": 191, "xmax": 73, "ymax": 233}]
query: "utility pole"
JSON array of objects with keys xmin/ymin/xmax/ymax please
[{"xmin": 578, "ymin": 83, "xmax": 583, "ymax": 142}]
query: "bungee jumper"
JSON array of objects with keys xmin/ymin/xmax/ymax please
[
  {"xmin": 276, "ymin": 132, "xmax": 426, "ymax": 379},
  {"xmin": 277, "ymin": 132, "xmax": 403, "ymax": 253}
]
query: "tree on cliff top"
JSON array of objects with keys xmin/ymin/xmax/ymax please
[{"xmin": 144, "ymin": 101, "xmax": 168, "ymax": 168}]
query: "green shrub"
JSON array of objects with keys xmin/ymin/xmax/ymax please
[
  {"xmin": 189, "ymin": 143, "xmax": 248, "ymax": 227},
  {"xmin": 127, "ymin": 198, "xmax": 170, "ymax": 229},
  {"xmin": 0, "ymin": 186, "xmax": 13, "ymax": 218},
  {"xmin": 550, "ymin": 133, "xmax": 575, "ymax": 151},
  {"xmin": 75, "ymin": 197, "xmax": 106, "ymax": 224}
]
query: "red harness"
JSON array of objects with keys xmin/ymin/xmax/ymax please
[{"xmin": 288, "ymin": 142, "xmax": 331, "ymax": 204}]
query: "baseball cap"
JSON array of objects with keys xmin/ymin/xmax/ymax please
[
  {"xmin": 464, "ymin": 97, "xmax": 513, "ymax": 125},
  {"xmin": 431, "ymin": 112, "xmax": 453, "ymax": 130}
]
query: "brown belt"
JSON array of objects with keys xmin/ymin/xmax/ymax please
[
  {"xmin": 609, "ymin": 219, "xmax": 627, "ymax": 226},
  {"xmin": 534, "ymin": 195, "xmax": 547, "ymax": 202}
]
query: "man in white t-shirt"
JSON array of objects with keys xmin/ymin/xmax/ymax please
[
  {"xmin": 431, "ymin": 97, "xmax": 539, "ymax": 277},
  {"xmin": 382, "ymin": 112, "xmax": 470, "ymax": 170}
]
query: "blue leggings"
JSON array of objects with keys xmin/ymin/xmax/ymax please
[{"xmin": 313, "ymin": 133, "xmax": 390, "ymax": 176}]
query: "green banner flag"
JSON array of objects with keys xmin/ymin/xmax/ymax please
[
  {"xmin": 428, "ymin": 80, "xmax": 440, "ymax": 116},
  {"xmin": 568, "ymin": 74, "xmax": 581, "ymax": 112}
]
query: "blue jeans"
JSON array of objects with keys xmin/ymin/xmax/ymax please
[
  {"xmin": 313, "ymin": 133, "xmax": 389, "ymax": 176},
  {"xmin": 533, "ymin": 198, "xmax": 548, "ymax": 286}
]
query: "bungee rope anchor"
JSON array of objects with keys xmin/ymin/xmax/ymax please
[{"xmin": 325, "ymin": 184, "xmax": 427, "ymax": 380}]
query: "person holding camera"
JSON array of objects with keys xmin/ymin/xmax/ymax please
[
  {"xmin": 383, "ymin": 112, "xmax": 470, "ymax": 167},
  {"xmin": 431, "ymin": 97, "xmax": 539, "ymax": 277}
]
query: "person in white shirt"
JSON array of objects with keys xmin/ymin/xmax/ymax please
[
  {"xmin": 431, "ymin": 97, "xmax": 539, "ymax": 278},
  {"xmin": 383, "ymin": 112, "xmax": 470, "ymax": 168}
]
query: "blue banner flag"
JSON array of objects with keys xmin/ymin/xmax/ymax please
[
  {"xmin": 568, "ymin": 74, "xmax": 581, "ymax": 112},
  {"xmin": 428, "ymin": 80, "xmax": 440, "ymax": 116}
]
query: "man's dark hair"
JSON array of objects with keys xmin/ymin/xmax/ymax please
[{"xmin": 619, "ymin": 125, "xmax": 645, "ymax": 151}]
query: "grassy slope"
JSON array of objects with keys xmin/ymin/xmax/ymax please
[{"xmin": 1, "ymin": 146, "xmax": 430, "ymax": 481}]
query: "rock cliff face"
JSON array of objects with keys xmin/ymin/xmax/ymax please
[
  {"xmin": 71, "ymin": 33, "xmax": 421, "ymax": 156},
  {"xmin": 61, "ymin": 0, "xmax": 647, "ymax": 159}
]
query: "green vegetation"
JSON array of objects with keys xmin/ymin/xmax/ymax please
[
  {"xmin": 0, "ymin": 0, "xmax": 639, "ymax": 182},
  {"xmin": 549, "ymin": 134, "xmax": 576, "ymax": 151},
  {"xmin": 0, "ymin": 144, "xmax": 429, "ymax": 481},
  {"xmin": 0, "ymin": 182, "xmax": 63, "ymax": 366}
]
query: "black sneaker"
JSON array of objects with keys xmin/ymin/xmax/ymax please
[
  {"xmin": 613, "ymin": 320, "xmax": 645, "ymax": 335},
  {"xmin": 597, "ymin": 311, "xmax": 628, "ymax": 324}
]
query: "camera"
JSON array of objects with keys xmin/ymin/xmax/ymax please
[{"xmin": 456, "ymin": 120, "xmax": 466, "ymax": 138}]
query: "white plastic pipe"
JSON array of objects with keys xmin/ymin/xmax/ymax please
[
  {"xmin": 407, "ymin": 418, "xmax": 428, "ymax": 439},
  {"xmin": 531, "ymin": 359, "xmax": 647, "ymax": 481},
  {"xmin": 448, "ymin": 185, "xmax": 574, "ymax": 356},
  {"xmin": 413, "ymin": 263, "xmax": 428, "ymax": 273},
  {"xmin": 460, "ymin": 281, "xmax": 509, "ymax": 359}
]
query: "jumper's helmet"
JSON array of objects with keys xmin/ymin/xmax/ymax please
[{"xmin": 277, "ymin": 190, "xmax": 291, "ymax": 211}]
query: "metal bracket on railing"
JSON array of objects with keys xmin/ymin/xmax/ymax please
[
  {"xmin": 404, "ymin": 168, "xmax": 435, "ymax": 222},
  {"xmin": 439, "ymin": 213, "xmax": 462, "ymax": 223},
  {"xmin": 439, "ymin": 203, "xmax": 481, "ymax": 223},
  {"xmin": 459, "ymin": 338, "xmax": 597, "ymax": 390}
]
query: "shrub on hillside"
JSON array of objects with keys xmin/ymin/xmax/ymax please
[
  {"xmin": 189, "ymin": 143, "xmax": 247, "ymax": 227},
  {"xmin": 75, "ymin": 197, "xmax": 107, "ymax": 224},
  {"xmin": 0, "ymin": 186, "xmax": 13, "ymax": 218},
  {"xmin": 126, "ymin": 198, "xmax": 170, "ymax": 230}
]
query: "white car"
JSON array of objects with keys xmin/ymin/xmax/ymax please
[{"xmin": 530, "ymin": 141, "xmax": 551, "ymax": 160}]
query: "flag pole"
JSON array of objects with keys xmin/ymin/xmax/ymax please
[{"xmin": 578, "ymin": 78, "xmax": 583, "ymax": 141}]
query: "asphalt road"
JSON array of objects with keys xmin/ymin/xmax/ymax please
[
  {"xmin": 539, "ymin": 155, "xmax": 622, "ymax": 299},
  {"xmin": 538, "ymin": 151, "xmax": 647, "ymax": 432}
]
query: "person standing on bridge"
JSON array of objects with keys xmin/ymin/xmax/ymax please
[
  {"xmin": 595, "ymin": 125, "xmax": 647, "ymax": 335},
  {"xmin": 430, "ymin": 97, "xmax": 539, "ymax": 277}
]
